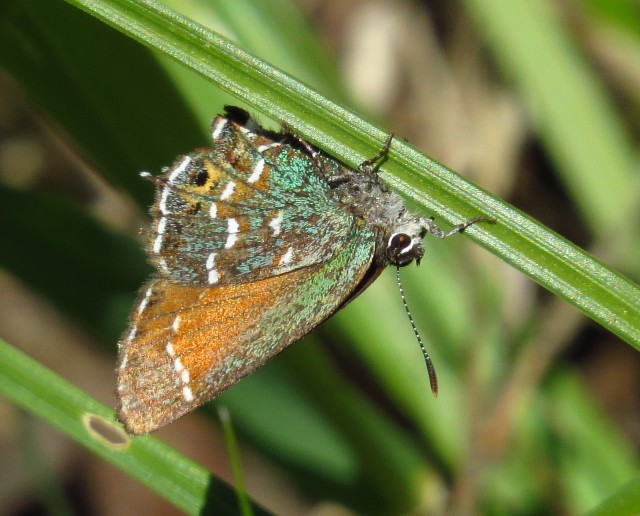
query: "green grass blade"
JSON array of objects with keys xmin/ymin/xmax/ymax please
[
  {"xmin": 217, "ymin": 407, "xmax": 253, "ymax": 516},
  {"xmin": 0, "ymin": 338, "xmax": 268, "ymax": 515},
  {"xmin": 62, "ymin": 0, "xmax": 640, "ymax": 345}
]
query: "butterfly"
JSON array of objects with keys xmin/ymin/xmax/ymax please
[{"xmin": 116, "ymin": 106, "xmax": 488, "ymax": 435}]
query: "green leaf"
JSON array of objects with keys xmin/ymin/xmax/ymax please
[{"xmin": 0, "ymin": 338, "xmax": 269, "ymax": 515}]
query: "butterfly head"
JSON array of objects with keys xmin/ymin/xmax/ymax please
[{"xmin": 386, "ymin": 221, "xmax": 427, "ymax": 267}]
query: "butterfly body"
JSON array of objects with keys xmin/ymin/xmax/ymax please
[{"xmin": 116, "ymin": 107, "xmax": 468, "ymax": 435}]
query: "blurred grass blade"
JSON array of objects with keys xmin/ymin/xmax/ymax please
[
  {"xmin": 548, "ymin": 374, "xmax": 638, "ymax": 511},
  {"xmin": 18, "ymin": 412, "xmax": 75, "ymax": 516},
  {"xmin": 211, "ymin": 0, "xmax": 344, "ymax": 99},
  {"xmin": 0, "ymin": 0, "xmax": 205, "ymax": 204},
  {"xmin": 63, "ymin": 0, "xmax": 639, "ymax": 345},
  {"xmin": 218, "ymin": 407, "xmax": 253, "ymax": 516},
  {"xmin": 588, "ymin": 475, "xmax": 640, "ymax": 516},
  {"xmin": 0, "ymin": 184, "xmax": 148, "ymax": 342},
  {"xmin": 0, "ymin": 338, "xmax": 269, "ymax": 515},
  {"xmin": 583, "ymin": 0, "xmax": 640, "ymax": 38},
  {"xmin": 218, "ymin": 339, "xmax": 435, "ymax": 513},
  {"xmin": 463, "ymin": 0, "xmax": 638, "ymax": 235},
  {"xmin": 281, "ymin": 341, "xmax": 433, "ymax": 512}
]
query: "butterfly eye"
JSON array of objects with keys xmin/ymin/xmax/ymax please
[
  {"xmin": 389, "ymin": 232, "xmax": 411, "ymax": 252},
  {"xmin": 388, "ymin": 232, "xmax": 424, "ymax": 267}
]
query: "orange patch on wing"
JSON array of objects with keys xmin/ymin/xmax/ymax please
[
  {"xmin": 118, "ymin": 268, "xmax": 321, "ymax": 431},
  {"xmin": 179, "ymin": 159, "xmax": 228, "ymax": 196},
  {"xmin": 203, "ymin": 160, "xmax": 225, "ymax": 183}
]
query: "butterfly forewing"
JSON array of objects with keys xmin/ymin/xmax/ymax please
[
  {"xmin": 147, "ymin": 114, "xmax": 354, "ymax": 288},
  {"xmin": 117, "ymin": 228, "xmax": 375, "ymax": 435}
]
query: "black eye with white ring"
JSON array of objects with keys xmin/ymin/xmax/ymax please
[
  {"xmin": 388, "ymin": 231, "xmax": 423, "ymax": 267},
  {"xmin": 389, "ymin": 232, "xmax": 411, "ymax": 252}
]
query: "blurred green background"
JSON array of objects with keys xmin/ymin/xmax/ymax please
[{"xmin": 0, "ymin": 0, "xmax": 639, "ymax": 514}]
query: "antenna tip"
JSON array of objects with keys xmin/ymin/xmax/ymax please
[{"xmin": 430, "ymin": 379, "xmax": 439, "ymax": 398}]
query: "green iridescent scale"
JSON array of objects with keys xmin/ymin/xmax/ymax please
[
  {"xmin": 115, "ymin": 106, "xmax": 439, "ymax": 435},
  {"xmin": 146, "ymin": 122, "xmax": 359, "ymax": 287}
]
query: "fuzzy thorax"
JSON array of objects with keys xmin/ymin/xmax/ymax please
[{"xmin": 333, "ymin": 168, "xmax": 427, "ymax": 268}]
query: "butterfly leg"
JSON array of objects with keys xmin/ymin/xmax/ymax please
[
  {"xmin": 358, "ymin": 133, "xmax": 394, "ymax": 174},
  {"xmin": 424, "ymin": 216, "xmax": 495, "ymax": 239},
  {"xmin": 328, "ymin": 133, "xmax": 395, "ymax": 186}
]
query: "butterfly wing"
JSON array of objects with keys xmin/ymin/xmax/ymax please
[
  {"xmin": 116, "ymin": 227, "xmax": 376, "ymax": 435},
  {"xmin": 148, "ymin": 114, "xmax": 353, "ymax": 287}
]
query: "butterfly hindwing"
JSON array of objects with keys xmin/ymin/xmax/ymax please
[
  {"xmin": 116, "ymin": 227, "xmax": 375, "ymax": 434},
  {"xmin": 147, "ymin": 113, "xmax": 355, "ymax": 287}
]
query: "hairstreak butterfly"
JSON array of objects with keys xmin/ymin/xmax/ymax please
[{"xmin": 116, "ymin": 106, "xmax": 490, "ymax": 435}]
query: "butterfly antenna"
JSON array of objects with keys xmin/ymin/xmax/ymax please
[{"xmin": 396, "ymin": 267, "xmax": 438, "ymax": 396}]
